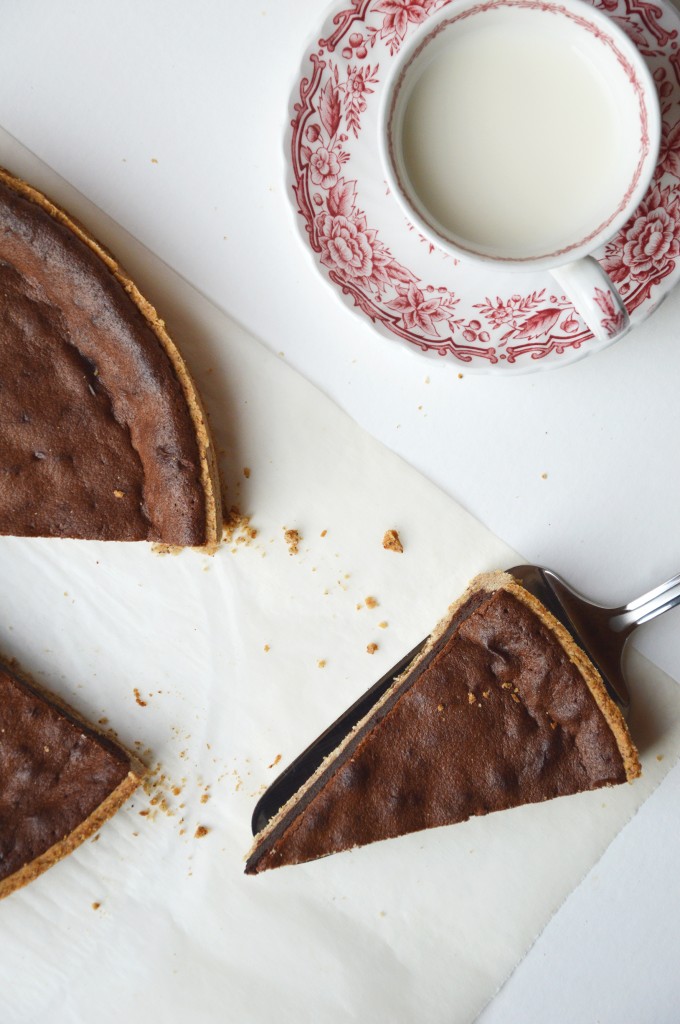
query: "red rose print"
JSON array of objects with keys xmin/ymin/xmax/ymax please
[
  {"xmin": 623, "ymin": 210, "xmax": 680, "ymax": 275},
  {"xmin": 317, "ymin": 212, "xmax": 375, "ymax": 280},
  {"xmin": 309, "ymin": 147, "xmax": 342, "ymax": 189},
  {"xmin": 605, "ymin": 185, "xmax": 680, "ymax": 282}
]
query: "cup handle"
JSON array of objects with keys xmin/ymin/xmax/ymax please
[{"xmin": 551, "ymin": 257, "xmax": 630, "ymax": 344}]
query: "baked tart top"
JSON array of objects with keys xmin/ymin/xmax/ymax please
[{"xmin": 0, "ymin": 167, "xmax": 221, "ymax": 546}]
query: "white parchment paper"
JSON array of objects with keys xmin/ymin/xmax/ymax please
[{"xmin": 0, "ymin": 134, "xmax": 678, "ymax": 1024}]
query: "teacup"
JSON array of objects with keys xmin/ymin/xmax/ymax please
[{"xmin": 379, "ymin": 0, "xmax": 661, "ymax": 344}]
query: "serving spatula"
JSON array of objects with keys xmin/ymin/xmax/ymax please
[{"xmin": 252, "ymin": 565, "xmax": 680, "ymax": 834}]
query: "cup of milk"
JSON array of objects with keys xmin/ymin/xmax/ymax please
[{"xmin": 380, "ymin": 0, "xmax": 661, "ymax": 345}]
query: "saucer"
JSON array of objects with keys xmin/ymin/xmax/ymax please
[{"xmin": 286, "ymin": 0, "xmax": 680, "ymax": 373}]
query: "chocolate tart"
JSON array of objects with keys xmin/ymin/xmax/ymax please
[
  {"xmin": 0, "ymin": 167, "xmax": 221, "ymax": 546},
  {"xmin": 246, "ymin": 571, "xmax": 640, "ymax": 873},
  {"xmin": 0, "ymin": 659, "xmax": 143, "ymax": 899}
]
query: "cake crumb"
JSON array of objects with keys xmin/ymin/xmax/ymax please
[
  {"xmin": 437, "ymin": 703, "xmax": 444, "ymax": 713},
  {"xmin": 243, "ymin": 467, "xmax": 251, "ymax": 478},
  {"xmin": 317, "ymin": 659, "xmax": 327, "ymax": 669},
  {"xmin": 151, "ymin": 157, "xmax": 159, "ymax": 164},
  {"xmin": 511, "ymin": 692, "xmax": 521, "ymax": 703},
  {"xmin": 382, "ymin": 529, "xmax": 403, "ymax": 553},
  {"xmin": 113, "ymin": 489, "xmax": 125, "ymax": 499},
  {"xmin": 541, "ymin": 472, "xmax": 548, "ymax": 480},
  {"xmin": 263, "ymin": 644, "xmax": 270, "ymax": 653},
  {"xmin": 98, "ymin": 717, "xmax": 109, "ymax": 725},
  {"xmin": 467, "ymin": 692, "xmax": 475, "ymax": 704},
  {"xmin": 223, "ymin": 505, "xmax": 258, "ymax": 545},
  {"xmin": 133, "ymin": 688, "xmax": 147, "ymax": 708},
  {"xmin": 91, "ymin": 902, "xmax": 101, "ymax": 911},
  {"xmin": 283, "ymin": 528, "xmax": 301, "ymax": 555},
  {"xmin": 482, "ymin": 690, "xmax": 490, "ymax": 699},
  {"xmin": 365, "ymin": 595, "xmax": 379, "ymax": 608},
  {"xmin": 194, "ymin": 826, "xmax": 209, "ymax": 839},
  {"xmin": 657, "ymin": 754, "xmax": 665, "ymax": 761},
  {"xmin": 200, "ymin": 792, "xmax": 211, "ymax": 804},
  {"xmin": 378, "ymin": 621, "xmax": 388, "ymax": 629},
  {"xmin": 367, "ymin": 643, "xmax": 379, "ymax": 655},
  {"xmin": 320, "ymin": 529, "xmax": 327, "ymax": 537},
  {"xmin": 268, "ymin": 754, "xmax": 282, "ymax": 769}
]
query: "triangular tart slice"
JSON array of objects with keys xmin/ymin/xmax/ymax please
[
  {"xmin": 246, "ymin": 571, "xmax": 640, "ymax": 873},
  {"xmin": 0, "ymin": 660, "xmax": 143, "ymax": 899},
  {"xmin": 0, "ymin": 167, "xmax": 221, "ymax": 546}
]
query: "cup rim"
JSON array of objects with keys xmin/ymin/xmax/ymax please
[{"xmin": 379, "ymin": 0, "xmax": 662, "ymax": 272}]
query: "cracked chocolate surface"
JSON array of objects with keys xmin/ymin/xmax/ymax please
[
  {"xmin": 0, "ymin": 178, "xmax": 206, "ymax": 543},
  {"xmin": 246, "ymin": 589, "xmax": 628, "ymax": 873},
  {"xmin": 0, "ymin": 662, "xmax": 131, "ymax": 883}
]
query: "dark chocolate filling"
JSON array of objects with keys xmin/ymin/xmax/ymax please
[
  {"xmin": 0, "ymin": 661, "xmax": 131, "ymax": 882},
  {"xmin": 0, "ymin": 177, "xmax": 206, "ymax": 544}
]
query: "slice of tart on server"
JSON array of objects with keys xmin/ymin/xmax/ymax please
[{"xmin": 246, "ymin": 572, "xmax": 640, "ymax": 873}]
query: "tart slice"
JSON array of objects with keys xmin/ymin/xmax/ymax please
[
  {"xmin": 0, "ymin": 167, "xmax": 221, "ymax": 546},
  {"xmin": 246, "ymin": 571, "xmax": 640, "ymax": 873},
  {"xmin": 0, "ymin": 660, "xmax": 143, "ymax": 899}
]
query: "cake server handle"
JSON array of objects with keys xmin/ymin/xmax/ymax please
[{"xmin": 607, "ymin": 571, "xmax": 680, "ymax": 636}]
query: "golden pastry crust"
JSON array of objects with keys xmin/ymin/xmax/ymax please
[{"xmin": 0, "ymin": 767, "xmax": 142, "ymax": 900}]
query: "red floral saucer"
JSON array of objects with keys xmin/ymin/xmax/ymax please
[{"xmin": 286, "ymin": 0, "xmax": 680, "ymax": 372}]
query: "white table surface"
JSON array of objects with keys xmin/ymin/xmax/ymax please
[{"xmin": 1, "ymin": 2, "xmax": 679, "ymax": 1021}]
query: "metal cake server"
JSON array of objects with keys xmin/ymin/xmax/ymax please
[
  {"xmin": 252, "ymin": 565, "xmax": 680, "ymax": 834},
  {"xmin": 508, "ymin": 564, "xmax": 680, "ymax": 711}
]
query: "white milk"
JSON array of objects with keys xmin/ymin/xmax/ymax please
[{"xmin": 400, "ymin": 14, "xmax": 634, "ymax": 258}]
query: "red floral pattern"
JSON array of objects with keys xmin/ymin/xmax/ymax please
[
  {"xmin": 290, "ymin": 0, "xmax": 680, "ymax": 368},
  {"xmin": 369, "ymin": 0, "xmax": 438, "ymax": 53},
  {"xmin": 310, "ymin": 147, "xmax": 341, "ymax": 188},
  {"xmin": 603, "ymin": 185, "xmax": 680, "ymax": 286}
]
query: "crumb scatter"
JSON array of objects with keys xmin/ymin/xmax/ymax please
[{"xmin": 223, "ymin": 505, "xmax": 257, "ymax": 546}]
